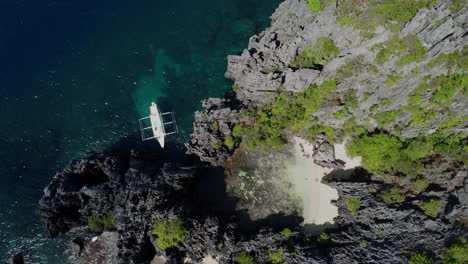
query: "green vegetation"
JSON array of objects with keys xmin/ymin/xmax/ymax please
[
  {"xmin": 307, "ymin": 124, "xmax": 336, "ymax": 141},
  {"xmin": 406, "ymin": 74, "xmax": 467, "ymax": 127},
  {"xmin": 336, "ymin": 56, "xmax": 364, "ymax": 80},
  {"xmin": 381, "ymin": 187, "xmax": 406, "ymax": 204},
  {"xmin": 307, "ymin": 0, "xmax": 336, "ymax": 12},
  {"xmin": 307, "ymin": 0, "xmax": 322, "ymax": 12},
  {"xmin": 334, "ymin": 108, "xmax": 348, "ymax": 119},
  {"xmin": 151, "ymin": 218, "xmax": 189, "ymax": 250},
  {"xmin": 280, "ymin": 228, "xmax": 292, "ymax": 236},
  {"xmin": 381, "ymin": 98, "xmax": 391, "ymax": 107},
  {"xmin": 224, "ymin": 136, "xmax": 235, "ymax": 150},
  {"xmin": 232, "ymin": 84, "xmax": 239, "ymax": 91},
  {"xmin": 241, "ymin": 80, "xmax": 337, "ymax": 149},
  {"xmin": 450, "ymin": 0, "xmax": 467, "ymax": 12},
  {"xmin": 373, "ymin": 34, "xmax": 426, "ymax": 66},
  {"xmin": 343, "ymin": 89, "xmax": 359, "ymax": 110},
  {"xmin": 410, "ymin": 178, "xmax": 429, "ymax": 193},
  {"xmin": 411, "ymin": 67, "xmax": 420, "ymax": 76},
  {"xmin": 427, "ymin": 49, "xmax": 468, "ymax": 72},
  {"xmin": 336, "ymin": 0, "xmax": 436, "ymax": 37},
  {"xmin": 408, "ymin": 253, "xmax": 434, "ymax": 264},
  {"xmin": 212, "ymin": 121, "xmax": 219, "ymax": 129},
  {"xmin": 346, "ymin": 131, "xmax": 467, "ymax": 177},
  {"xmin": 422, "ymin": 199, "xmax": 442, "ymax": 218},
  {"xmin": 346, "ymin": 197, "xmax": 361, "ymax": 215},
  {"xmin": 262, "ymin": 68, "xmax": 282, "ymax": 74},
  {"xmin": 285, "ymin": 11, "xmax": 295, "ymax": 18},
  {"xmin": 385, "ymin": 72, "xmax": 403, "ymax": 87},
  {"xmin": 268, "ymin": 248, "xmax": 286, "ymax": 264},
  {"xmin": 374, "ymin": 110, "xmax": 401, "ymax": 127},
  {"xmin": 88, "ymin": 213, "xmax": 115, "ymax": 231},
  {"xmin": 341, "ymin": 117, "xmax": 367, "ymax": 138},
  {"xmin": 438, "ymin": 116, "xmax": 462, "ymax": 131},
  {"xmin": 290, "ymin": 38, "xmax": 339, "ymax": 69},
  {"xmin": 232, "ymin": 124, "xmax": 243, "ymax": 138},
  {"xmin": 360, "ymin": 240, "xmax": 368, "ymax": 248},
  {"xmin": 444, "ymin": 238, "xmax": 468, "ymax": 264},
  {"xmin": 346, "ymin": 133, "xmax": 403, "ymax": 172},
  {"xmin": 235, "ymin": 252, "xmax": 255, "ymax": 264},
  {"xmin": 369, "ymin": 65, "xmax": 379, "ymax": 74},
  {"xmin": 217, "ymin": 242, "xmax": 224, "ymax": 250},
  {"xmin": 211, "ymin": 141, "xmax": 221, "ymax": 149},
  {"xmin": 317, "ymin": 232, "xmax": 331, "ymax": 244}
]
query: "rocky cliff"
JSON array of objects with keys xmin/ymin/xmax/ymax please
[{"xmin": 39, "ymin": 0, "xmax": 467, "ymax": 263}]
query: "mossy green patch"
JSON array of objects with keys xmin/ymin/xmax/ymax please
[
  {"xmin": 151, "ymin": 218, "xmax": 189, "ymax": 250},
  {"xmin": 336, "ymin": 0, "xmax": 436, "ymax": 36},
  {"xmin": 268, "ymin": 248, "xmax": 286, "ymax": 264},
  {"xmin": 427, "ymin": 48, "xmax": 468, "ymax": 72},
  {"xmin": 235, "ymin": 252, "xmax": 255, "ymax": 264},
  {"xmin": 241, "ymin": 80, "xmax": 337, "ymax": 149},
  {"xmin": 224, "ymin": 136, "xmax": 235, "ymax": 150},
  {"xmin": 334, "ymin": 108, "xmax": 348, "ymax": 119},
  {"xmin": 444, "ymin": 237, "xmax": 468, "ymax": 264},
  {"xmin": 422, "ymin": 199, "xmax": 442, "ymax": 218},
  {"xmin": 88, "ymin": 213, "xmax": 115, "ymax": 231},
  {"xmin": 381, "ymin": 187, "xmax": 406, "ymax": 204},
  {"xmin": 410, "ymin": 178, "xmax": 429, "ymax": 193},
  {"xmin": 408, "ymin": 253, "xmax": 434, "ymax": 264},
  {"xmin": 346, "ymin": 197, "xmax": 361, "ymax": 215},
  {"xmin": 373, "ymin": 34, "xmax": 426, "ymax": 66},
  {"xmin": 290, "ymin": 38, "xmax": 339, "ymax": 69}
]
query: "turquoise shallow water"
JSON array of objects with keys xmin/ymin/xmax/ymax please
[{"xmin": 0, "ymin": 0, "xmax": 281, "ymax": 262}]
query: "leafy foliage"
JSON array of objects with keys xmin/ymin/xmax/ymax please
[
  {"xmin": 151, "ymin": 219, "xmax": 189, "ymax": 250},
  {"xmin": 346, "ymin": 132, "xmax": 467, "ymax": 176},
  {"xmin": 410, "ymin": 178, "xmax": 429, "ymax": 193},
  {"xmin": 241, "ymin": 80, "xmax": 337, "ymax": 149},
  {"xmin": 346, "ymin": 133, "xmax": 403, "ymax": 172},
  {"xmin": 290, "ymin": 38, "xmax": 339, "ymax": 69},
  {"xmin": 224, "ymin": 136, "xmax": 235, "ymax": 150},
  {"xmin": 381, "ymin": 187, "xmax": 406, "ymax": 204},
  {"xmin": 88, "ymin": 213, "xmax": 115, "ymax": 231},
  {"xmin": 450, "ymin": 0, "xmax": 467, "ymax": 13},
  {"xmin": 307, "ymin": 0, "xmax": 322, "ymax": 12},
  {"xmin": 235, "ymin": 252, "xmax": 255, "ymax": 264},
  {"xmin": 408, "ymin": 253, "xmax": 434, "ymax": 264},
  {"xmin": 373, "ymin": 34, "xmax": 426, "ymax": 66},
  {"xmin": 422, "ymin": 199, "xmax": 442, "ymax": 218},
  {"xmin": 336, "ymin": 0, "xmax": 436, "ymax": 36},
  {"xmin": 374, "ymin": 110, "xmax": 401, "ymax": 127},
  {"xmin": 444, "ymin": 238, "xmax": 468, "ymax": 264},
  {"xmin": 268, "ymin": 248, "xmax": 286, "ymax": 264},
  {"xmin": 346, "ymin": 197, "xmax": 361, "ymax": 215},
  {"xmin": 280, "ymin": 228, "xmax": 292, "ymax": 236},
  {"xmin": 385, "ymin": 71, "xmax": 404, "ymax": 87},
  {"xmin": 360, "ymin": 240, "xmax": 368, "ymax": 248},
  {"xmin": 406, "ymin": 74, "xmax": 467, "ymax": 127},
  {"xmin": 307, "ymin": 124, "xmax": 336, "ymax": 141},
  {"xmin": 336, "ymin": 56, "xmax": 364, "ymax": 80},
  {"xmin": 317, "ymin": 232, "xmax": 331, "ymax": 244}
]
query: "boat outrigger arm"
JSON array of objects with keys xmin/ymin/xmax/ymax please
[{"xmin": 138, "ymin": 102, "xmax": 178, "ymax": 148}]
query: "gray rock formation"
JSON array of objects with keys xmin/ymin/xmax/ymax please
[{"xmin": 313, "ymin": 142, "xmax": 344, "ymax": 168}]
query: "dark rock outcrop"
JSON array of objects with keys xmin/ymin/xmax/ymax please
[{"xmin": 39, "ymin": 151, "xmax": 197, "ymax": 264}]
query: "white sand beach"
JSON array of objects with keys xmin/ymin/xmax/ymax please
[{"xmin": 285, "ymin": 137, "xmax": 337, "ymax": 226}]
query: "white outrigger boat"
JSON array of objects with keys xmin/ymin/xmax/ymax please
[{"xmin": 138, "ymin": 102, "xmax": 178, "ymax": 148}]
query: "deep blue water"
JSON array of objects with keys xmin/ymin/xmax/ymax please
[{"xmin": 0, "ymin": 0, "xmax": 281, "ymax": 262}]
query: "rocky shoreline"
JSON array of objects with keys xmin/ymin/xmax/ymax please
[{"xmin": 37, "ymin": 0, "xmax": 467, "ymax": 263}]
